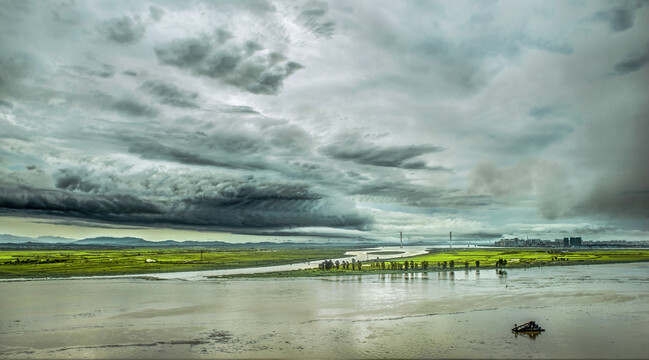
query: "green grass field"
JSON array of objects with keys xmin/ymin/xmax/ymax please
[
  {"xmin": 406, "ymin": 248, "xmax": 649, "ymax": 268},
  {"xmin": 0, "ymin": 248, "xmax": 348, "ymax": 278},
  {"xmin": 223, "ymin": 248, "xmax": 649, "ymax": 278}
]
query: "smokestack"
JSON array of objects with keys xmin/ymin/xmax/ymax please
[
  {"xmin": 400, "ymin": 232, "xmax": 403, "ymax": 248},
  {"xmin": 450, "ymin": 231, "xmax": 453, "ymax": 249}
]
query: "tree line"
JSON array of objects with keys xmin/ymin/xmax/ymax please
[{"xmin": 317, "ymin": 258, "xmax": 506, "ymax": 271}]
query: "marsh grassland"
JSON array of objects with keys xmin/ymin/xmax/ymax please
[
  {"xmin": 0, "ymin": 248, "xmax": 347, "ymax": 278},
  {"xmin": 227, "ymin": 248, "xmax": 649, "ymax": 278},
  {"xmin": 1, "ymin": 247, "xmax": 648, "ymax": 279}
]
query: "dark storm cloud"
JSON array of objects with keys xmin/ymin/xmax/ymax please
[
  {"xmin": 613, "ymin": 45, "xmax": 649, "ymax": 75},
  {"xmin": 96, "ymin": 15, "xmax": 146, "ymax": 44},
  {"xmin": 0, "ymin": 185, "xmax": 163, "ymax": 217},
  {"xmin": 0, "ymin": 99, "xmax": 12, "ymax": 108},
  {"xmin": 297, "ymin": 2, "xmax": 335, "ymax": 39},
  {"xmin": 587, "ymin": 0, "xmax": 645, "ymax": 33},
  {"xmin": 0, "ymin": 172, "xmax": 373, "ymax": 231},
  {"xmin": 139, "ymin": 80, "xmax": 199, "ymax": 108},
  {"xmin": 54, "ymin": 169, "xmax": 101, "ymax": 193},
  {"xmin": 109, "ymin": 98, "xmax": 158, "ymax": 117},
  {"xmin": 154, "ymin": 32, "xmax": 303, "ymax": 95},
  {"xmin": 320, "ymin": 135, "xmax": 446, "ymax": 170}
]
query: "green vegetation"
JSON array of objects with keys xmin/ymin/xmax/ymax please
[
  {"xmin": 405, "ymin": 249, "xmax": 649, "ymax": 268},
  {"xmin": 0, "ymin": 248, "xmax": 347, "ymax": 278},
  {"xmin": 3, "ymin": 247, "xmax": 648, "ymax": 279},
  {"xmin": 223, "ymin": 248, "xmax": 649, "ymax": 278}
]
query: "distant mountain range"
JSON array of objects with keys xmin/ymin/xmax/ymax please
[{"xmin": 0, "ymin": 234, "xmax": 396, "ymax": 249}]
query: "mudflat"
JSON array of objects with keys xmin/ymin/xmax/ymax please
[{"xmin": 1, "ymin": 262, "xmax": 648, "ymax": 358}]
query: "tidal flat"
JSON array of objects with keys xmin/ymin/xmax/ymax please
[{"xmin": 1, "ymin": 262, "xmax": 648, "ymax": 359}]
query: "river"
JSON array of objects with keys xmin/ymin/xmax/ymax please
[{"xmin": 1, "ymin": 261, "xmax": 648, "ymax": 358}]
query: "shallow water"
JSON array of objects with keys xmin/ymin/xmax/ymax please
[{"xmin": 1, "ymin": 262, "xmax": 648, "ymax": 358}]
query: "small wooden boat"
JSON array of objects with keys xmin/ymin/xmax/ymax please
[{"xmin": 512, "ymin": 321, "xmax": 545, "ymax": 332}]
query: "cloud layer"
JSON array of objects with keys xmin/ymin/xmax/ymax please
[{"xmin": 1, "ymin": 1, "xmax": 648, "ymax": 242}]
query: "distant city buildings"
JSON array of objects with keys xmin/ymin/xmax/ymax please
[{"xmin": 493, "ymin": 237, "xmax": 647, "ymax": 248}]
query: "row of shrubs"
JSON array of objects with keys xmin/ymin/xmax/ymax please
[{"xmin": 3, "ymin": 258, "xmax": 68, "ymax": 265}]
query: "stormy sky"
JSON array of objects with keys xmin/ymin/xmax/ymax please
[{"xmin": 1, "ymin": 0, "xmax": 648, "ymax": 243}]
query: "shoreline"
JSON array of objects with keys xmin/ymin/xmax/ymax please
[
  {"xmin": 2, "ymin": 253, "xmax": 649, "ymax": 281},
  {"xmin": 215, "ymin": 258, "xmax": 649, "ymax": 278}
]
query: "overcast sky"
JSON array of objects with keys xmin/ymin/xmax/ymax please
[{"xmin": 1, "ymin": 0, "xmax": 648, "ymax": 243}]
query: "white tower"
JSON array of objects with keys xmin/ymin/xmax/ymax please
[{"xmin": 400, "ymin": 232, "xmax": 403, "ymax": 248}]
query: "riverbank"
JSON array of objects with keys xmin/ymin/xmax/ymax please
[
  {"xmin": 218, "ymin": 248, "xmax": 649, "ymax": 278},
  {"xmin": 2, "ymin": 247, "xmax": 648, "ymax": 280}
]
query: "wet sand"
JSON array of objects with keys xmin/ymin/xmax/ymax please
[{"xmin": 1, "ymin": 262, "xmax": 648, "ymax": 358}]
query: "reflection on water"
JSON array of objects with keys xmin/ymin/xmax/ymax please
[
  {"xmin": 1, "ymin": 263, "xmax": 648, "ymax": 359},
  {"xmin": 514, "ymin": 331, "xmax": 543, "ymax": 340}
]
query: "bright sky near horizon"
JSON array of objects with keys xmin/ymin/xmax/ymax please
[{"xmin": 1, "ymin": 0, "xmax": 648, "ymax": 243}]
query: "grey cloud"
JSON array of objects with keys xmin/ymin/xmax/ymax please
[
  {"xmin": 320, "ymin": 134, "xmax": 446, "ymax": 170},
  {"xmin": 575, "ymin": 180, "xmax": 649, "ymax": 220},
  {"xmin": 122, "ymin": 70, "xmax": 138, "ymax": 77},
  {"xmin": 0, "ymin": 53, "xmax": 33, "ymax": 96},
  {"xmin": 149, "ymin": 6, "xmax": 164, "ymax": 22},
  {"xmin": 0, "ymin": 99, "xmax": 12, "ymax": 108},
  {"xmin": 0, "ymin": 118, "xmax": 30, "ymax": 140},
  {"xmin": 109, "ymin": 98, "xmax": 158, "ymax": 117},
  {"xmin": 62, "ymin": 64, "xmax": 115, "ymax": 79},
  {"xmin": 125, "ymin": 137, "xmax": 236, "ymax": 168},
  {"xmin": 469, "ymin": 160, "xmax": 573, "ymax": 219},
  {"xmin": 121, "ymin": 133, "xmax": 275, "ymax": 170},
  {"xmin": 266, "ymin": 124, "xmax": 313, "ymax": 153},
  {"xmin": 588, "ymin": 1, "xmax": 645, "ymax": 33},
  {"xmin": 155, "ymin": 33, "xmax": 303, "ymax": 95},
  {"xmin": 140, "ymin": 80, "xmax": 199, "ymax": 108},
  {"xmin": 155, "ymin": 37, "xmax": 212, "ymax": 68},
  {"xmin": 222, "ymin": 105, "xmax": 259, "ymax": 114},
  {"xmin": 470, "ymin": 124, "xmax": 573, "ymax": 155},
  {"xmin": 529, "ymin": 106, "xmax": 556, "ymax": 120},
  {"xmin": 97, "ymin": 15, "xmax": 146, "ymax": 44},
  {"xmin": 613, "ymin": 45, "xmax": 649, "ymax": 75},
  {"xmin": 520, "ymin": 36, "xmax": 573, "ymax": 55},
  {"xmin": 571, "ymin": 110, "xmax": 649, "ymax": 221},
  {"xmin": 349, "ymin": 177, "xmax": 491, "ymax": 208},
  {"xmin": 297, "ymin": 2, "xmax": 336, "ymax": 39}
]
